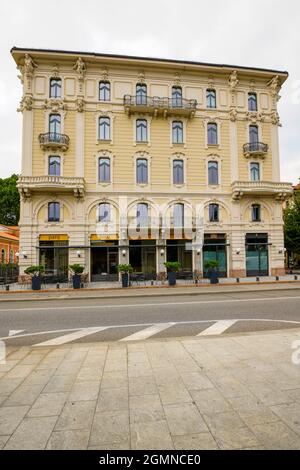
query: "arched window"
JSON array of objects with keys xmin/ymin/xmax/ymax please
[
  {"xmin": 98, "ymin": 203, "xmax": 111, "ymax": 222},
  {"xmin": 249, "ymin": 125, "xmax": 259, "ymax": 144},
  {"xmin": 136, "ymin": 158, "xmax": 148, "ymax": 184},
  {"xmin": 136, "ymin": 84, "xmax": 147, "ymax": 105},
  {"xmin": 49, "ymin": 114, "xmax": 61, "ymax": 135},
  {"xmin": 173, "ymin": 203, "xmax": 184, "ymax": 228},
  {"xmin": 207, "ymin": 123, "xmax": 218, "ymax": 145},
  {"xmin": 172, "ymin": 121, "xmax": 183, "ymax": 144},
  {"xmin": 208, "ymin": 161, "xmax": 219, "ymax": 185},
  {"xmin": 98, "ymin": 157, "xmax": 111, "ymax": 183},
  {"xmin": 251, "ymin": 204, "xmax": 261, "ymax": 222},
  {"xmin": 136, "ymin": 119, "xmax": 148, "ymax": 142},
  {"xmin": 250, "ymin": 162, "xmax": 260, "ymax": 181},
  {"xmin": 172, "ymin": 86, "xmax": 182, "ymax": 107},
  {"xmin": 98, "ymin": 117, "xmax": 111, "ymax": 140},
  {"xmin": 206, "ymin": 89, "xmax": 216, "ymax": 109},
  {"xmin": 209, "ymin": 203, "xmax": 219, "ymax": 222},
  {"xmin": 173, "ymin": 159, "xmax": 184, "ymax": 185},
  {"xmin": 48, "ymin": 202, "xmax": 60, "ymax": 222},
  {"xmin": 137, "ymin": 203, "xmax": 148, "ymax": 227},
  {"xmin": 1, "ymin": 249, "xmax": 5, "ymax": 263},
  {"xmin": 49, "ymin": 156, "xmax": 61, "ymax": 176},
  {"xmin": 50, "ymin": 78, "xmax": 62, "ymax": 98},
  {"xmin": 99, "ymin": 81, "xmax": 111, "ymax": 101},
  {"xmin": 248, "ymin": 93, "xmax": 257, "ymax": 112}
]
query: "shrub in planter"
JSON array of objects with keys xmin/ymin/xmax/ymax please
[
  {"xmin": 69, "ymin": 264, "xmax": 85, "ymax": 289},
  {"xmin": 117, "ymin": 264, "xmax": 133, "ymax": 288},
  {"xmin": 204, "ymin": 260, "xmax": 219, "ymax": 284},
  {"xmin": 24, "ymin": 265, "xmax": 45, "ymax": 290},
  {"xmin": 164, "ymin": 261, "xmax": 181, "ymax": 286}
]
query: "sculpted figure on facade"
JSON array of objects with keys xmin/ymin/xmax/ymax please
[
  {"xmin": 73, "ymin": 57, "xmax": 86, "ymax": 78},
  {"xmin": 228, "ymin": 70, "xmax": 239, "ymax": 91}
]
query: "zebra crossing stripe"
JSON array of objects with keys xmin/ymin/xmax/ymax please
[
  {"xmin": 33, "ymin": 327, "xmax": 108, "ymax": 346},
  {"xmin": 119, "ymin": 323, "xmax": 176, "ymax": 342},
  {"xmin": 198, "ymin": 320, "xmax": 237, "ymax": 336}
]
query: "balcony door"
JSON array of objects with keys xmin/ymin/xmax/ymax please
[{"xmin": 49, "ymin": 114, "xmax": 61, "ymax": 135}]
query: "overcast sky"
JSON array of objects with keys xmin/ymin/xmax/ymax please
[{"xmin": 0, "ymin": 0, "xmax": 299, "ymax": 183}]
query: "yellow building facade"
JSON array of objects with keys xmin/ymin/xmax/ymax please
[{"xmin": 11, "ymin": 47, "xmax": 293, "ymax": 281}]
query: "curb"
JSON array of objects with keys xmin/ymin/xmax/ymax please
[{"xmin": 0, "ymin": 281, "xmax": 300, "ymax": 303}]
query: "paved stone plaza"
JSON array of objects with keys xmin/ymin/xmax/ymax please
[{"xmin": 1, "ymin": 328, "xmax": 300, "ymax": 450}]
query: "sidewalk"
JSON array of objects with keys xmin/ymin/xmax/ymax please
[
  {"xmin": 0, "ymin": 280, "xmax": 300, "ymax": 302},
  {"xmin": 1, "ymin": 328, "xmax": 300, "ymax": 449}
]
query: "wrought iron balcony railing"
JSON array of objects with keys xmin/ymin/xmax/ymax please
[
  {"xmin": 123, "ymin": 95, "xmax": 197, "ymax": 117},
  {"xmin": 243, "ymin": 142, "xmax": 268, "ymax": 158},
  {"xmin": 38, "ymin": 132, "xmax": 70, "ymax": 151}
]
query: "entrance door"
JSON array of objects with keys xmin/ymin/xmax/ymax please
[
  {"xmin": 203, "ymin": 235, "xmax": 227, "ymax": 278},
  {"xmin": 246, "ymin": 234, "xmax": 269, "ymax": 276},
  {"xmin": 91, "ymin": 242, "xmax": 119, "ymax": 281}
]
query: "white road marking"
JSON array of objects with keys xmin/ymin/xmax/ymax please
[
  {"xmin": 1, "ymin": 318, "xmax": 300, "ymax": 343},
  {"xmin": 8, "ymin": 330, "xmax": 25, "ymax": 336},
  {"xmin": 1, "ymin": 295, "xmax": 300, "ymax": 313},
  {"xmin": 119, "ymin": 323, "xmax": 175, "ymax": 342},
  {"xmin": 33, "ymin": 327, "xmax": 108, "ymax": 347},
  {"xmin": 198, "ymin": 320, "xmax": 237, "ymax": 336}
]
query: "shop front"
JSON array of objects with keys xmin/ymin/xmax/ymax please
[
  {"xmin": 129, "ymin": 240, "xmax": 156, "ymax": 277},
  {"xmin": 166, "ymin": 240, "xmax": 193, "ymax": 273},
  {"xmin": 90, "ymin": 237, "xmax": 119, "ymax": 282},
  {"xmin": 203, "ymin": 234, "xmax": 228, "ymax": 278},
  {"xmin": 245, "ymin": 233, "xmax": 269, "ymax": 277},
  {"xmin": 39, "ymin": 234, "xmax": 69, "ymax": 282}
]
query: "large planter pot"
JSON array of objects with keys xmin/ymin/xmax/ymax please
[
  {"xmin": 121, "ymin": 272, "xmax": 129, "ymax": 288},
  {"xmin": 167, "ymin": 271, "xmax": 176, "ymax": 286},
  {"xmin": 208, "ymin": 269, "xmax": 219, "ymax": 285},
  {"xmin": 72, "ymin": 274, "xmax": 81, "ymax": 289},
  {"xmin": 32, "ymin": 275, "xmax": 41, "ymax": 291}
]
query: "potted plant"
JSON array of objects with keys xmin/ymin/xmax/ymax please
[
  {"xmin": 117, "ymin": 264, "xmax": 133, "ymax": 288},
  {"xmin": 69, "ymin": 264, "xmax": 85, "ymax": 289},
  {"xmin": 204, "ymin": 260, "xmax": 219, "ymax": 284},
  {"xmin": 24, "ymin": 265, "xmax": 45, "ymax": 290},
  {"xmin": 164, "ymin": 261, "xmax": 181, "ymax": 286}
]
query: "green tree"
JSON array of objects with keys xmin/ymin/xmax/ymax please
[
  {"xmin": 0, "ymin": 174, "xmax": 20, "ymax": 226},
  {"xmin": 284, "ymin": 191, "xmax": 300, "ymax": 255}
]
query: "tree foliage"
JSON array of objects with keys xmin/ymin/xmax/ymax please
[
  {"xmin": 0, "ymin": 174, "xmax": 20, "ymax": 226},
  {"xmin": 284, "ymin": 191, "xmax": 300, "ymax": 254}
]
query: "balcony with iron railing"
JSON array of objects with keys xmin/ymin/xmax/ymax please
[
  {"xmin": 243, "ymin": 142, "xmax": 269, "ymax": 158},
  {"xmin": 232, "ymin": 180, "xmax": 293, "ymax": 200},
  {"xmin": 38, "ymin": 132, "xmax": 70, "ymax": 151},
  {"xmin": 17, "ymin": 176, "xmax": 85, "ymax": 198},
  {"xmin": 123, "ymin": 95, "xmax": 197, "ymax": 117}
]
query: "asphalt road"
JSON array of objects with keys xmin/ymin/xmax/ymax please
[{"xmin": 1, "ymin": 289, "xmax": 300, "ymax": 346}]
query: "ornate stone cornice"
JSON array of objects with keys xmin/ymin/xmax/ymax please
[{"xmin": 43, "ymin": 99, "xmax": 66, "ymax": 113}]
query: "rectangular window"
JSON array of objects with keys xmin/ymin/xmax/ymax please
[
  {"xmin": 49, "ymin": 114, "xmax": 61, "ymax": 135},
  {"xmin": 136, "ymin": 119, "xmax": 148, "ymax": 142},
  {"xmin": 172, "ymin": 86, "xmax": 182, "ymax": 107},
  {"xmin": 208, "ymin": 161, "xmax": 219, "ymax": 185},
  {"xmin": 136, "ymin": 158, "xmax": 148, "ymax": 184},
  {"xmin": 99, "ymin": 81, "xmax": 110, "ymax": 101},
  {"xmin": 49, "ymin": 156, "xmax": 61, "ymax": 176},
  {"xmin": 248, "ymin": 93, "xmax": 258, "ymax": 111},
  {"xmin": 252, "ymin": 204, "xmax": 261, "ymax": 222},
  {"xmin": 136, "ymin": 84, "xmax": 147, "ymax": 105},
  {"xmin": 99, "ymin": 117, "xmax": 111, "ymax": 140},
  {"xmin": 172, "ymin": 121, "xmax": 183, "ymax": 144},
  {"xmin": 173, "ymin": 159, "xmax": 184, "ymax": 185},
  {"xmin": 250, "ymin": 162, "xmax": 260, "ymax": 181},
  {"xmin": 99, "ymin": 203, "xmax": 111, "ymax": 222},
  {"xmin": 206, "ymin": 89, "xmax": 216, "ymax": 109},
  {"xmin": 50, "ymin": 78, "xmax": 62, "ymax": 98},
  {"xmin": 173, "ymin": 203, "xmax": 184, "ymax": 227},
  {"xmin": 48, "ymin": 202, "xmax": 60, "ymax": 222},
  {"xmin": 207, "ymin": 123, "xmax": 218, "ymax": 145},
  {"xmin": 99, "ymin": 158, "xmax": 111, "ymax": 183},
  {"xmin": 209, "ymin": 204, "xmax": 219, "ymax": 222},
  {"xmin": 137, "ymin": 203, "xmax": 148, "ymax": 227}
]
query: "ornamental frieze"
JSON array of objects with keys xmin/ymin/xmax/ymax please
[{"xmin": 43, "ymin": 99, "xmax": 66, "ymax": 113}]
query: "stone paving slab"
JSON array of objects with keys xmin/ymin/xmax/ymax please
[{"xmin": 1, "ymin": 328, "xmax": 300, "ymax": 449}]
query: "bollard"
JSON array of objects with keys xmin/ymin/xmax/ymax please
[
  {"xmin": 256, "ymin": 277, "xmax": 260, "ymax": 282},
  {"xmin": 276, "ymin": 276, "xmax": 279, "ymax": 281},
  {"xmin": 295, "ymin": 275, "xmax": 298, "ymax": 281},
  {"xmin": 56, "ymin": 283, "xmax": 60, "ymax": 289},
  {"xmin": 5, "ymin": 284, "xmax": 9, "ymax": 291},
  {"xmin": 151, "ymin": 280, "xmax": 154, "ymax": 286},
  {"xmin": 236, "ymin": 278, "xmax": 240, "ymax": 283}
]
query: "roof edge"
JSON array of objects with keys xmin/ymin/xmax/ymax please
[{"xmin": 10, "ymin": 47, "xmax": 289, "ymax": 78}]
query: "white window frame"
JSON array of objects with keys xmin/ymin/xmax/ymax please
[{"xmin": 133, "ymin": 116, "xmax": 151, "ymax": 146}]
